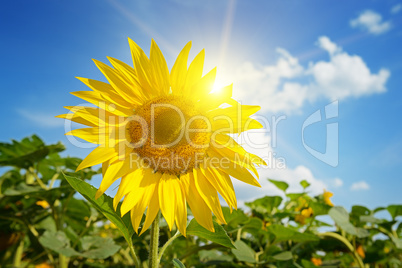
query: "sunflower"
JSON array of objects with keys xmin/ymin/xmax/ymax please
[
  {"xmin": 323, "ymin": 189, "xmax": 334, "ymax": 207},
  {"xmin": 58, "ymin": 38, "xmax": 266, "ymax": 236}
]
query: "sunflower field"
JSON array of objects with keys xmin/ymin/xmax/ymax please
[{"xmin": 0, "ymin": 135, "xmax": 401, "ymax": 268}]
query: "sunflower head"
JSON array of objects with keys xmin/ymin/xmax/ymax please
[
  {"xmin": 127, "ymin": 95, "xmax": 211, "ymax": 175},
  {"xmin": 59, "ymin": 38, "xmax": 266, "ymax": 236}
]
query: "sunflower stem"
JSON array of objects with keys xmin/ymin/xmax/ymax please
[
  {"xmin": 129, "ymin": 241, "xmax": 142, "ymax": 268},
  {"xmin": 149, "ymin": 211, "xmax": 160, "ymax": 268},
  {"xmin": 13, "ymin": 239, "xmax": 24, "ymax": 267},
  {"xmin": 158, "ymin": 231, "xmax": 181, "ymax": 263},
  {"xmin": 318, "ymin": 232, "xmax": 364, "ymax": 268}
]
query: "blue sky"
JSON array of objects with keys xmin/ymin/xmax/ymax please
[{"xmin": 1, "ymin": 0, "xmax": 402, "ymax": 210}]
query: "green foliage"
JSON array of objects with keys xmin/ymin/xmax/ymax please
[
  {"xmin": 0, "ymin": 135, "xmax": 65, "ymax": 170},
  {"xmin": 1, "ymin": 135, "xmax": 402, "ymax": 267},
  {"xmin": 172, "ymin": 258, "xmax": 186, "ymax": 268},
  {"xmin": 329, "ymin": 206, "xmax": 370, "ymax": 238},
  {"xmin": 63, "ymin": 174, "xmax": 134, "ymax": 243},
  {"xmin": 300, "ymin": 179, "xmax": 310, "ymax": 189},
  {"xmin": 268, "ymin": 178, "xmax": 289, "ymax": 192},
  {"xmin": 186, "ymin": 219, "xmax": 235, "ymax": 249},
  {"xmin": 231, "ymin": 240, "xmax": 256, "ymax": 263}
]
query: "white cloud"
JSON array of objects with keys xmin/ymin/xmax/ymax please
[
  {"xmin": 233, "ymin": 48, "xmax": 306, "ymax": 113},
  {"xmin": 309, "ymin": 37, "xmax": 390, "ymax": 100},
  {"xmin": 17, "ymin": 109, "xmax": 65, "ymax": 128},
  {"xmin": 231, "ymin": 36, "xmax": 390, "ymax": 113},
  {"xmin": 391, "ymin": 4, "xmax": 402, "ymax": 14},
  {"xmin": 350, "ymin": 181, "xmax": 370, "ymax": 191},
  {"xmin": 350, "ymin": 10, "xmax": 391, "ymax": 35},
  {"xmin": 330, "ymin": 178, "xmax": 343, "ymax": 188},
  {"xmin": 317, "ymin": 36, "xmax": 341, "ymax": 56}
]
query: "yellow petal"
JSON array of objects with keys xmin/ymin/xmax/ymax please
[
  {"xmin": 214, "ymin": 169, "xmax": 237, "ymax": 210},
  {"xmin": 63, "ymin": 106, "xmax": 124, "ymax": 127},
  {"xmin": 175, "ymin": 179, "xmax": 187, "ymax": 236},
  {"xmin": 107, "ymin": 57, "xmax": 140, "ymax": 86},
  {"xmin": 150, "ymin": 39, "xmax": 170, "ymax": 96},
  {"xmin": 75, "ymin": 77, "xmax": 134, "ymax": 109},
  {"xmin": 120, "ymin": 168, "xmax": 161, "ymax": 217},
  {"xmin": 65, "ymin": 127, "xmax": 101, "ymax": 144},
  {"xmin": 215, "ymin": 158, "xmax": 261, "ymax": 188},
  {"xmin": 193, "ymin": 168, "xmax": 226, "ymax": 224},
  {"xmin": 76, "ymin": 146, "xmax": 117, "ymax": 171},
  {"xmin": 200, "ymin": 167, "xmax": 234, "ymax": 209},
  {"xmin": 128, "ymin": 38, "xmax": 154, "ymax": 100},
  {"xmin": 129, "ymin": 170, "xmax": 160, "ymax": 231},
  {"xmin": 158, "ymin": 173, "xmax": 180, "ymax": 230},
  {"xmin": 113, "ymin": 168, "xmax": 143, "ymax": 210},
  {"xmin": 212, "ymin": 133, "xmax": 267, "ymax": 166},
  {"xmin": 130, "ymin": 174, "xmax": 161, "ymax": 230},
  {"xmin": 181, "ymin": 173, "xmax": 214, "ymax": 232},
  {"xmin": 203, "ymin": 167, "xmax": 237, "ymax": 210},
  {"xmin": 56, "ymin": 113, "xmax": 97, "ymax": 127},
  {"xmin": 191, "ymin": 67, "xmax": 216, "ymax": 101},
  {"xmin": 183, "ymin": 49, "xmax": 205, "ymax": 95},
  {"xmin": 209, "ymin": 144, "xmax": 258, "ymax": 178},
  {"xmin": 171, "ymin": 41, "xmax": 191, "ymax": 94},
  {"xmin": 198, "ymin": 84, "xmax": 233, "ymax": 111},
  {"xmin": 93, "ymin": 59, "xmax": 143, "ymax": 105},
  {"xmin": 139, "ymin": 190, "xmax": 160, "ymax": 235},
  {"xmin": 95, "ymin": 156, "xmax": 135, "ymax": 199},
  {"xmin": 102, "ymin": 158, "xmax": 110, "ymax": 177},
  {"xmin": 70, "ymin": 91, "xmax": 133, "ymax": 117},
  {"xmin": 211, "ymin": 115, "xmax": 263, "ymax": 133}
]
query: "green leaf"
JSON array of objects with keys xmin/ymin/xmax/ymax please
[
  {"xmin": 64, "ymin": 226, "xmax": 80, "ymax": 246},
  {"xmin": 231, "ymin": 240, "xmax": 256, "ymax": 263},
  {"xmin": 267, "ymin": 224, "xmax": 319, "ymax": 243},
  {"xmin": 3, "ymin": 183, "xmax": 42, "ymax": 196},
  {"xmin": 64, "ymin": 198, "xmax": 92, "ymax": 231},
  {"xmin": 0, "ymin": 135, "xmax": 65, "ymax": 169},
  {"xmin": 309, "ymin": 202, "xmax": 331, "ymax": 216},
  {"xmin": 199, "ymin": 249, "xmax": 233, "ymax": 262},
  {"xmin": 80, "ymin": 236, "xmax": 120, "ymax": 259},
  {"xmin": 172, "ymin": 258, "xmax": 186, "ymax": 268},
  {"xmin": 360, "ymin": 215, "xmax": 383, "ymax": 224},
  {"xmin": 35, "ymin": 216, "xmax": 57, "ymax": 233},
  {"xmin": 391, "ymin": 237, "xmax": 402, "ymax": 249},
  {"xmin": 268, "ymin": 179, "xmax": 289, "ymax": 192},
  {"xmin": 245, "ymin": 196, "xmax": 282, "ymax": 214},
  {"xmin": 387, "ymin": 205, "xmax": 402, "ymax": 219},
  {"xmin": 272, "ymin": 251, "xmax": 292, "ymax": 261},
  {"xmin": 286, "ymin": 193, "xmax": 305, "ymax": 201},
  {"xmin": 221, "ymin": 207, "xmax": 249, "ymax": 227},
  {"xmin": 186, "ymin": 219, "xmax": 235, "ymax": 249},
  {"xmin": 329, "ymin": 206, "xmax": 369, "ymax": 238},
  {"xmin": 300, "ymin": 180, "xmax": 310, "ymax": 189},
  {"xmin": 39, "ymin": 230, "xmax": 80, "ymax": 257},
  {"xmin": 39, "ymin": 231, "xmax": 120, "ymax": 259},
  {"xmin": 62, "ymin": 173, "xmax": 134, "ymax": 243},
  {"xmin": 243, "ymin": 217, "xmax": 263, "ymax": 231},
  {"xmin": 373, "ymin": 207, "xmax": 386, "ymax": 214},
  {"xmin": 351, "ymin": 205, "xmax": 370, "ymax": 217},
  {"xmin": 3, "ymin": 184, "xmax": 72, "ymax": 201}
]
